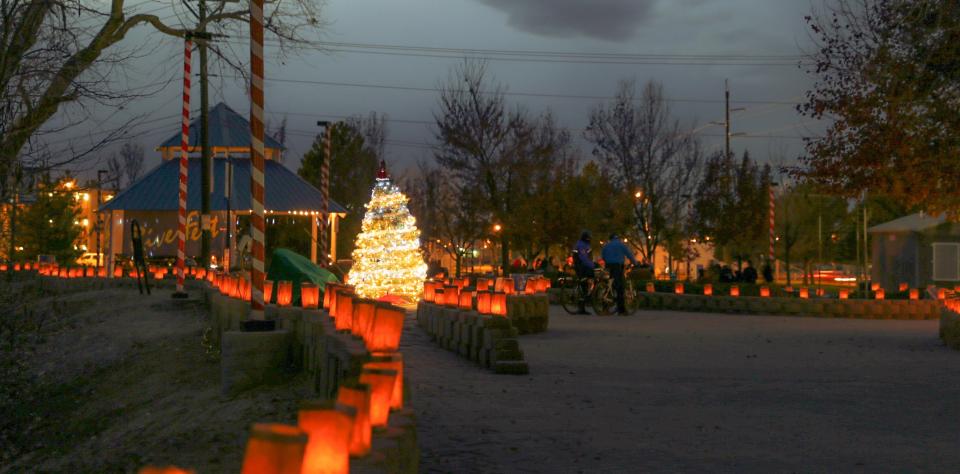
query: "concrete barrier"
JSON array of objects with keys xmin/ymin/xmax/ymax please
[
  {"xmin": 626, "ymin": 288, "xmax": 941, "ymax": 320},
  {"xmin": 416, "ymin": 302, "xmax": 528, "ymax": 375},
  {"xmin": 220, "ymin": 329, "xmax": 290, "ymax": 396}
]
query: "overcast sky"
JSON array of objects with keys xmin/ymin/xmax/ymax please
[{"xmin": 50, "ymin": 0, "xmax": 822, "ymax": 182}]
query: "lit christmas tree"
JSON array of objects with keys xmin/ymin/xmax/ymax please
[{"xmin": 349, "ymin": 161, "xmax": 427, "ymax": 301}]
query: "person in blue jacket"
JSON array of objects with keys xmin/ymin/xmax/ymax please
[
  {"xmin": 601, "ymin": 233, "xmax": 637, "ymax": 315},
  {"xmin": 572, "ymin": 230, "xmax": 595, "ymax": 314}
]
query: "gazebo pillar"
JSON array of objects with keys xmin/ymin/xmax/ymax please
[
  {"xmin": 227, "ymin": 211, "xmax": 236, "ymax": 269},
  {"xmin": 329, "ymin": 213, "xmax": 339, "ymax": 263},
  {"xmin": 311, "ymin": 216, "xmax": 318, "ymax": 264}
]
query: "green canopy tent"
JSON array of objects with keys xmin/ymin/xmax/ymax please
[{"xmin": 266, "ymin": 248, "xmax": 339, "ymax": 306}]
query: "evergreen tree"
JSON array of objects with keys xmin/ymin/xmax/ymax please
[
  {"xmin": 298, "ymin": 119, "xmax": 381, "ymax": 261},
  {"xmin": 693, "ymin": 150, "xmax": 771, "ymax": 271},
  {"xmin": 349, "ymin": 163, "xmax": 427, "ymax": 301},
  {"xmin": 19, "ymin": 176, "xmax": 80, "ymax": 264}
]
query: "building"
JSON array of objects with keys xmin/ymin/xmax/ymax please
[
  {"xmin": 99, "ymin": 102, "xmax": 346, "ymax": 268},
  {"xmin": 868, "ymin": 212, "xmax": 958, "ymax": 290},
  {"xmin": 69, "ymin": 182, "xmax": 115, "ymax": 256},
  {"xmin": 1, "ymin": 177, "xmax": 113, "ymax": 263}
]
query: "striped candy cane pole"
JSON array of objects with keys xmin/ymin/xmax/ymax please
[
  {"xmin": 177, "ymin": 39, "xmax": 192, "ymax": 295},
  {"xmin": 768, "ymin": 184, "xmax": 775, "ymax": 264},
  {"xmin": 248, "ymin": 0, "xmax": 266, "ymax": 319},
  {"xmin": 319, "ymin": 125, "xmax": 331, "ymax": 267}
]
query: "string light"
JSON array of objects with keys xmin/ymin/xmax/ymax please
[{"xmin": 349, "ymin": 169, "xmax": 427, "ymax": 301}]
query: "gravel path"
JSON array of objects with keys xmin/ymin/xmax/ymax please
[{"xmin": 403, "ymin": 306, "xmax": 960, "ymax": 473}]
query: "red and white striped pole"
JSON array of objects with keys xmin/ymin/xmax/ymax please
[
  {"xmin": 175, "ymin": 39, "xmax": 192, "ymax": 296},
  {"xmin": 768, "ymin": 184, "xmax": 775, "ymax": 264},
  {"xmin": 248, "ymin": 0, "xmax": 266, "ymax": 319}
]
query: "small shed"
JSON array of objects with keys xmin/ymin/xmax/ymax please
[{"xmin": 868, "ymin": 212, "xmax": 960, "ymax": 290}]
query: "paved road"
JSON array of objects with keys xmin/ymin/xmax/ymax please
[{"xmin": 402, "ymin": 306, "xmax": 960, "ymax": 473}]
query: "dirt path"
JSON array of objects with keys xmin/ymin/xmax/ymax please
[
  {"xmin": 5, "ymin": 287, "xmax": 311, "ymax": 474},
  {"xmin": 404, "ymin": 307, "xmax": 960, "ymax": 473}
]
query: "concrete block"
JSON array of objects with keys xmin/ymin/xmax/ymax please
[
  {"xmin": 493, "ymin": 338, "xmax": 520, "ymax": 352},
  {"xmin": 220, "ymin": 329, "xmax": 291, "ymax": 396},
  {"xmin": 481, "ymin": 316, "xmax": 511, "ymax": 329}
]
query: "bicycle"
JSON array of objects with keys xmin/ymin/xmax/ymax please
[{"xmin": 559, "ymin": 267, "xmax": 638, "ymax": 316}]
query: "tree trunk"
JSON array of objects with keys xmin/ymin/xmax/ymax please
[{"xmin": 785, "ymin": 244, "xmax": 792, "ymax": 286}]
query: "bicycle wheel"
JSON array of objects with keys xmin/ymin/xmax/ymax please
[
  {"xmin": 591, "ymin": 280, "xmax": 616, "ymax": 315},
  {"xmin": 559, "ymin": 277, "xmax": 584, "ymax": 314}
]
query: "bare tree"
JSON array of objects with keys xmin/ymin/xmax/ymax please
[
  {"xmin": 585, "ymin": 79, "xmax": 704, "ymax": 266},
  {"xmin": 351, "ymin": 112, "xmax": 388, "ymax": 161},
  {"xmin": 433, "ymin": 60, "xmax": 562, "ymax": 274},
  {"xmin": 407, "ymin": 162, "xmax": 485, "ymax": 277},
  {"xmin": 119, "ymin": 141, "xmax": 144, "ymax": 186},
  {"xmin": 268, "ymin": 116, "xmax": 288, "ymax": 162},
  {"xmin": 1, "ymin": 0, "xmax": 326, "ymax": 201},
  {"xmin": 106, "ymin": 155, "xmax": 123, "ymax": 190}
]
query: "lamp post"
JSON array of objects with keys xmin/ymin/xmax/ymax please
[{"xmin": 492, "ymin": 223, "xmax": 503, "ymax": 276}]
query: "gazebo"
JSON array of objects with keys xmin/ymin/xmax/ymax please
[{"xmin": 100, "ymin": 102, "xmax": 346, "ymax": 268}]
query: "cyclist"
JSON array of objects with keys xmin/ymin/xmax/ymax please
[
  {"xmin": 572, "ymin": 230, "xmax": 595, "ymax": 314},
  {"xmin": 601, "ymin": 233, "xmax": 637, "ymax": 315}
]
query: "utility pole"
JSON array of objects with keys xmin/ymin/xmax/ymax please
[
  {"xmin": 714, "ymin": 79, "xmax": 746, "ymax": 159},
  {"xmin": 198, "ymin": 0, "xmax": 212, "ymax": 269},
  {"xmin": 97, "ymin": 169, "xmax": 107, "ymax": 274},
  {"xmin": 818, "ymin": 200, "xmax": 823, "ymax": 290},
  {"xmin": 725, "ymin": 79, "xmax": 731, "ymax": 159},
  {"xmin": 863, "ymin": 195, "xmax": 869, "ymax": 291}
]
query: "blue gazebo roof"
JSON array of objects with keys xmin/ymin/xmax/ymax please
[
  {"xmin": 157, "ymin": 102, "xmax": 285, "ymax": 152},
  {"xmin": 100, "ymin": 158, "xmax": 346, "ymax": 214}
]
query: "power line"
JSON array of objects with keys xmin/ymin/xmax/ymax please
[
  {"xmin": 228, "ymin": 36, "xmax": 806, "ymax": 65},
  {"xmin": 302, "ymin": 40, "xmax": 806, "ymax": 61},
  {"xmin": 228, "ymin": 75, "xmax": 802, "ymax": 106},
  {"xmin": 223, "ymin": 36, "xmax": 809, "ymax": 67}
]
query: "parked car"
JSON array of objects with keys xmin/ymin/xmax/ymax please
[{"xmin": 75, "ymin": 252, "xmax": 104, "ymax": 266}]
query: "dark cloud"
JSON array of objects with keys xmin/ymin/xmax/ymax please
[{"xmin": 477, "ymin": 0, "xmax": 657, "ymax": 41}]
